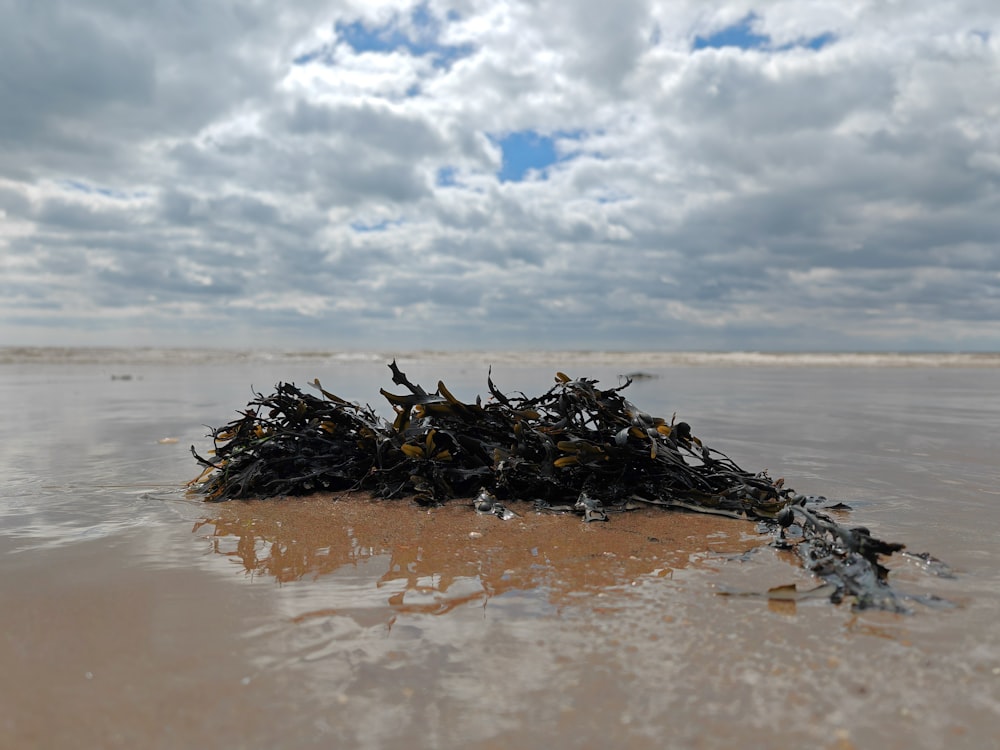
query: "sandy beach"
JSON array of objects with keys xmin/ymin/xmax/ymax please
[{"xmin": 2, "ymin": 350, "xmax": 999, "ymax": 749}]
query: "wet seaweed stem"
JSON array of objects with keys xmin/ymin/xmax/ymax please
[{"xmin": 190, "ymin": 362, "xmax": 949, "ymax": 613}]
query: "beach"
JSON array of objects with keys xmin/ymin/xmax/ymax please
[{"xmin": 1, "ymin": 349, "xmax": 999, "ymax": 749}]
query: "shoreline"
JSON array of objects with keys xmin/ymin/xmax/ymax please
[{"xmin": 3, "ymin": 345, "xmax": 1000, "ymax": 368}]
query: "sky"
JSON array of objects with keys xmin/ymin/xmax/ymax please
[{"xmin": 1, "ymin": 0, "xmax": 998, "ymax": 352}]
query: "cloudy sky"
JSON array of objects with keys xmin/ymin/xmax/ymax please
[{"xmin": 1, "ymin": 0, "xmax": 998, "ymax": 352}]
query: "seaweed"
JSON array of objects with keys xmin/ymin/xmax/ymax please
[{"xmin": 191, "ymin": 362, "xmax": 949, "ymax": 613}]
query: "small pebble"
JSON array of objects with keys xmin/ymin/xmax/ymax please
[{"xmin": 468, "ymin": 531, "xmax": 483, "ymax": 539}]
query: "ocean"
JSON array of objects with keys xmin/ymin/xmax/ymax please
[{"xmin": 1, "ymin": 348, "xmax": 998, "ymax": 749}]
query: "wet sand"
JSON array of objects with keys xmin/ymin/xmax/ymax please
[
  {"xmin": 0, "ymin": 497, "xmax": 765, "ymax": 747},
  {"xmin": 2, "ymin": 352, "xmax": 999, "ymax": 749},
  {"xmin": 201, "ymin": 496, "xmax": 772, "ymax": 607},
  {"xmin": 3, "ymin": 492, "xmax": 995, "ymax": 749}
]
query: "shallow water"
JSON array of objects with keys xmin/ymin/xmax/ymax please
[{"xmin": 1, "ymin": 350, "xmax": 999, "ymax": 749}]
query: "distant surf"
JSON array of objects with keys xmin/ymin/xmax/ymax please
[{"xmin": 2, "ymin": 346, "xmax": 999, "ymax": 368}]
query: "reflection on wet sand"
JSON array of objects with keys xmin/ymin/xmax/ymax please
[{"xmin": 195, "ymin": 493, "xmax": 768, "ymax": 616}]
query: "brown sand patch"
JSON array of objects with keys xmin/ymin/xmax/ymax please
[{"xmin": 197, "ymin": 492, "xmax": 766, "ymax": 612}]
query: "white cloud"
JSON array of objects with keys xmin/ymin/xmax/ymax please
[{"xmin": 1, "ymin": 0, "xmax": 998, "ymax": 351}]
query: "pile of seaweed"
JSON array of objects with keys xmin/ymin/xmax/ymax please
[{"xmin": 191, "ymin": 362, "xmax": 949, "ymax": 612}]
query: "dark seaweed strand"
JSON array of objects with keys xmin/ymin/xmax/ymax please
[{"xmin": 190, "ymin": 361, "xmax": 941, "ymax": 613}]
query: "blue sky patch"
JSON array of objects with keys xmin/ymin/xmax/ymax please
[
  {"xmin": 693, "ymin": 14, "xmax": 836, "ymax": 52},
  {"xmin": 336, "ymin": 19, "xmax": 412, "ymax": 54},
  {"xmin": 492, "ymin": 131, "xmax": 583, "ymax": 183},
  {"xmin": 292, "ymin": 49, "xmax": 322, "ymax": 65},
  {"xmin": 693, "ymin": 15, "xmax": 769, "ymax": 50},
  {"xmin": 300, "ymin": 3, "xmax": 475, "ymax": 69},
  {"xmin": 799, "ymin": 32, "xmax": 837, "ymax": 50},
  {"xmin": 497, "ymin": 132, "xmax": 556, "ymax": 183},
  {"xmin": 436, "ymin": 167, "xmax": 458, "ymax": 187}
]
